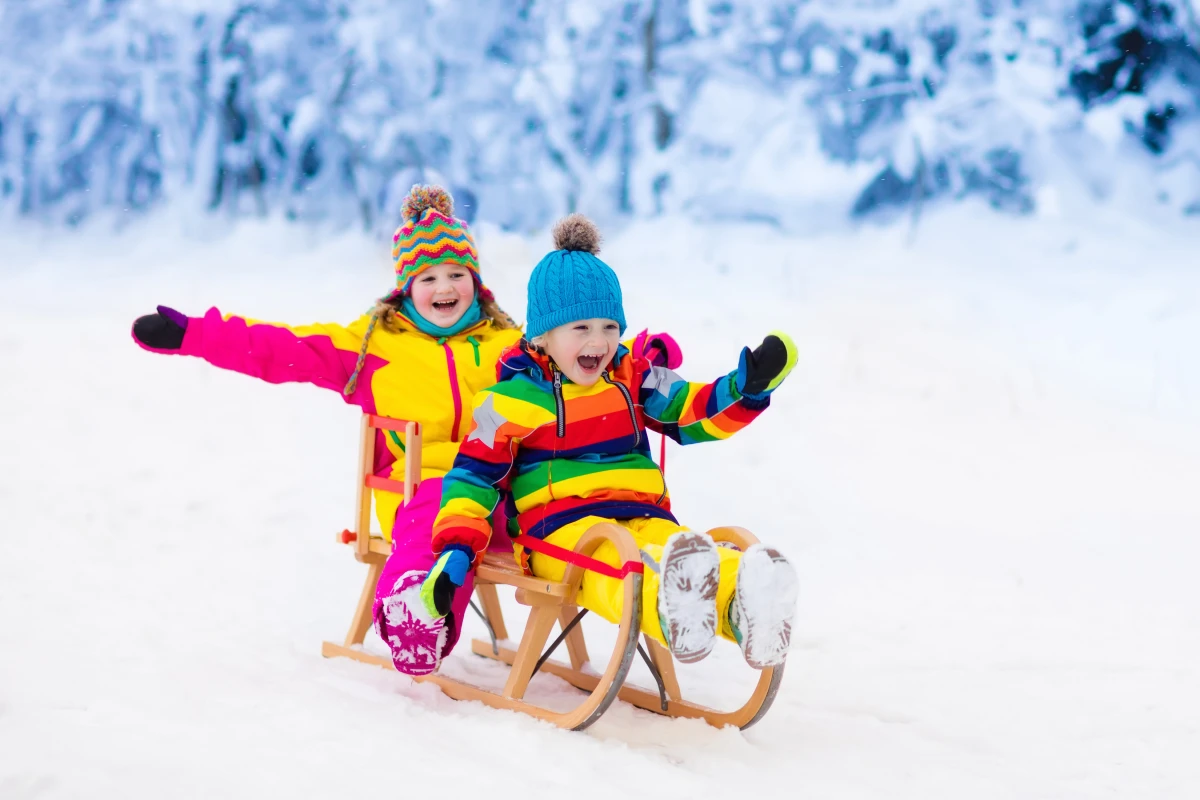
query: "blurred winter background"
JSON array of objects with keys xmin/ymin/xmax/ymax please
[
  {"xmin": 2, "ymin": 2, "xmax": 1199, "ymax": 799},
  {"xmin": 2, "ymin": 0, "xmax": 1199, "ymax": 230}
]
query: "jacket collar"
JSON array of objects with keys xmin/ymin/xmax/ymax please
[{"xmin": 390, "ymin": 308, "xmax": 490, "ymax": 339}]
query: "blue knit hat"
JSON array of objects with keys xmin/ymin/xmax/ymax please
[{"xmin": 526, "ymin": 214, "xmax": 626, "ymax": 340}]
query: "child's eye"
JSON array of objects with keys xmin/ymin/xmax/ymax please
[
  {"xmin": 573, "ymin": 324, "xmax": 589, "ymax": 332},
  {"xmin": 604, "ymin": 323, "xmax": 618, "ymax": 330},
  {"xmin": 420, "ymin": 274, "xmax": 436, "ymax": 282}
]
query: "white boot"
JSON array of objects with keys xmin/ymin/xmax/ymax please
[
  {"xmin": 729, "ymin": 545, "xmax": 798, "ymax": 669},
  {"xmin": 655, "ymin": 531, "xmax": 720, "ymax": 664}
]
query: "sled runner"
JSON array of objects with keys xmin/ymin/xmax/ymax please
[{"xmin": 322, "ymin": 414, "xmax": 785, "ymax": 730}]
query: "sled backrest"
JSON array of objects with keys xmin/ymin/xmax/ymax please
[{"xmin": 344, "ymin": 414, "xmax": 422, "ymax": 560}]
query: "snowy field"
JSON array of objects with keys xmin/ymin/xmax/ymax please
[{"xmin": 1, "ymin": 206, "xmax": 1198, "ymax": 798}]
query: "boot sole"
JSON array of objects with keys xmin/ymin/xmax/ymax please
[
  {"xmin": 734, "ymin": 545, "xmax": 798, "ymax": 669},
  {"xmin": 378, "ymin": 570, "xmax": 447, "ymax": 676},
  {"xmin": 658, "ymin": 531, "xmax": 720, "ymax": 664}
]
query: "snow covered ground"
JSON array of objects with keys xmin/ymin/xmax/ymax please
[{"xmin": 1, "ymin": 206, "xmax": 1198, "ymax": 798}]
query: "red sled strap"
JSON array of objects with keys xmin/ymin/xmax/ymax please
[{"xmin": 513, "ymin": 533, "xmax": 644, "ymax": 580}]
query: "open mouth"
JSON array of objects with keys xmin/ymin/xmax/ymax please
[
  {"xmin": 576, "ymin": 354, "xmax": 603, "ymax": 373},
  {"xmin": 431, "ymin": 299, "xmax": 459, "ymax": 314}
]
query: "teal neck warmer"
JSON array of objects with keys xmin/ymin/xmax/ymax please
[{"xmin": 400, "ymin": 295, "xmax": 484, "ymax": 338}]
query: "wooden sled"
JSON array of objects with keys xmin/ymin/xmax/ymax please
[{"xmin": 322, "ymin": 414, "xmax": 785, "ymax": 730}]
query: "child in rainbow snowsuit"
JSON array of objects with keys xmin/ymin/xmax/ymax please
[
  {"xmin": 130, "ymin": 186, "xmax": 680, "ymax": 675},
  {"xmin": 416, "ymin": 214, "xmax": 800, "ymax": 669}
]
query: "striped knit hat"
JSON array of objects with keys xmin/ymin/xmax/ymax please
[{"xmin": 384, "ymin": 185, "xmax": 493, "ymax": 303}]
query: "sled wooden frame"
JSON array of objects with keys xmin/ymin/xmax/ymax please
[{"xmin": 322, "ymin": 414, "xmax": 785, "ymax": 730}]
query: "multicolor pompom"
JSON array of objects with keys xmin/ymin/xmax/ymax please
[
  {"xmin": 399, "ymin": 186, "xmax": 455, "ymax": 232},
  {"xmin": 386, "ymin": 184, "xmax": 490, "ymax": 302}
]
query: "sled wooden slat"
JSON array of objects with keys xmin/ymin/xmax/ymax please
[
  {"xmin": 473, "ymin": 584, "xmax": 508, "ymax": 641},
  {"xmin": 643, "ymin": 637, "xmax": 682, "ymax": 702},
  {"xmin": 366, "ymin": 414, "xmax": 419, "ymax": 433},
  {"xmin": 367, "ymin": 537, "xmax": 392, "ymax": 559},
  {"xmin": 560, "ymin": 607, "xmax": 590, "ymax": 671},
  {"xmin": 343, "ymin": 560, "xmax": 384, "ymax": 647},
  {"xmin": 365, "ymin": 475, "xmax": 410, "ymax": 495},
  {"xmin": 502, "ymin": 605, "xmax": 559, "ymax": 699},
  {"xmin": 476, "ymin": 551, "xmax": 573, "ymax": 598},
  {"xmin": 322, "ymin": 414, "xmax": 787, "ymax": 731},
  {"xmin": 320, "ymin": 642, "xmax": 394, "ymax": 669}
]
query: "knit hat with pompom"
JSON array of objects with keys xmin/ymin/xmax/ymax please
[
  {"xmin": 385, "ymin": 185, "xmax": 492, "ymax": 303},
  {"xmin": 525, "ymin": 214, "xmax": 625, "ymax": 340}
]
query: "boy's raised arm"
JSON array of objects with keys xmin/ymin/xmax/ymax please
[{"xmin": 640, "ymin": 332, "xmax": 796, "ymax": 445}]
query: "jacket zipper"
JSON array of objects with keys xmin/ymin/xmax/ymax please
[
  {"xmin": 444, "ymin": 341, "xmax": 463, "ymax": 442},
  {"xmin": 604, "ymin": 373, "xmax": 666, "ymax": 505},
  {"xmin": 603, "ymin": 373, "xmax": 641, "ymax": 449},
  {"xmin": 552, "ymin": 366, "xmax": 566, "ymax": 438}
]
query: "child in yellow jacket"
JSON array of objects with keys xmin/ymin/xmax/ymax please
[{"xmin": 131, "ymin": 185, "xmax": 523, "ymax": 675}]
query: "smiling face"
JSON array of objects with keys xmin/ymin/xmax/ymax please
[
  {"xmin": 407, "ymin": 263, "xmax": 476, "ymax": 327},
  {"xmin": 534, "ymin": 318, "xmax": 622, "ymax": 386}
]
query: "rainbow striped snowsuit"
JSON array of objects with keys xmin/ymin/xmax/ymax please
[
  {"xmin": 432, "ymin": 340, "xmax": 773, "ymax": 556},
  {"xmin": 431, "ymin": 340, "xmax": 778, "ymax": 643}
]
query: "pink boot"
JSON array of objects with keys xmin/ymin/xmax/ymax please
[
  {"xmin": 370, "ymin": 477, "xmax": 508, "ymax": 675},
  {"xmin": 375, "ymin": 570, "xmax": 451, "ymax": 676}
]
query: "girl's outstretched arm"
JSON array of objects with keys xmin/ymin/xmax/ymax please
[{"xmin": 131, "ymin": 305, "xmax": 384, "ymax": 407}]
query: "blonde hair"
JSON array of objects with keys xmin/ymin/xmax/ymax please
[{"xmin": 341, "ymin": 294, "xmax": 519, "ymax": 396}]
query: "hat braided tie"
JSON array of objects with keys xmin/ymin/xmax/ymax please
[{"xmin": 343, "ymin": 307, "xmax": 383, "ymax": 397}]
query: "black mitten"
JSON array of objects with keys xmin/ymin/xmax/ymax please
[
  {"xmin": 735, "ymin": 332, "xmax": 797, "ymax": 397},
  {"xmin": 132, "ymin": 305, "xmax": 188, "ymax": 350}
]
